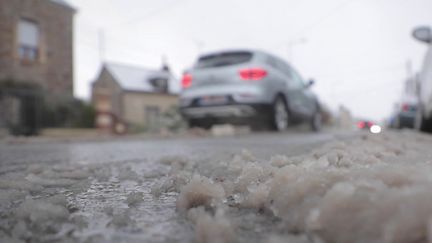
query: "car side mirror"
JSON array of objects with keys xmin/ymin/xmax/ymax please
[
  {"xmin": 306, "ymin": 79, "xmax": 315, "ymax": 88},
  {"xmin": 413, "ymin": 26, "xmax": 432, "ymax": 44}
]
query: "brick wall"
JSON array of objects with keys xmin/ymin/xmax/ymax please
[{"xmin": 0, "ymin": 0, "xmax": 75, "ymax": 95}]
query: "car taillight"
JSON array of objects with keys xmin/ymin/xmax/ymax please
[
  {"xmin": 182, "ymin": 74, "xmax": 192, "ymax": 89},
  {"xmin": 357, "ymin": 121, "xmax": 365, "ymax": 129},
  {"xmin": 239, "ymin": 68, "xmax": 267, "ymax": 80}
]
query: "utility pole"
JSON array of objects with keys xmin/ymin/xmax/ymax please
[
  {"xmin": 98, "ymin": 28, "xmax": 106, "ymax": 64},
  {"xmin": 406, "ymin": 59, "xmax": 413, "ymax": 78},
  {"xmin": 405, "ymin": 59, "xmax": 415, "ymax": 95}
]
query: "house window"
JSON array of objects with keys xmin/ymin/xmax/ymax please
[{"xmin": 17, "ymin": 19, "xmax": 40, "ymax": 63}]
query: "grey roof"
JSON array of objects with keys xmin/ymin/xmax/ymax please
[
  {"xmin": 105, "ymin": 62, "xmax": 176, "ymax": 94},
  {"xmin": 49, "ymin": 0, "xmax": 76, "ymax": 10}
]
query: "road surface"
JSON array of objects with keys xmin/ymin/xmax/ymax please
[
  {"xmin": 4, "ymin": 130, "xmax": 432, "ymax": 243},
  {"xmin": 0, "ymin": 130, "xmax": 348, "ymax": 243}
]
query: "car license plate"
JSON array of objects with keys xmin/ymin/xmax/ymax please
[{"xmin": 198, "ymin": 96, "xmax": 228, "ymax": 105}]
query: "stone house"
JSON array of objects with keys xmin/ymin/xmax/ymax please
[
  {"xmin": 0, "ymin": 0, "xmax": 75, "ymax": 135},
  {"xmin": 91, "ymin": 62, "xmax": 179, "ymax": 132},
  {"xmin": 0, "ymin": 0, "xmax": 75, "ymax": 94}
]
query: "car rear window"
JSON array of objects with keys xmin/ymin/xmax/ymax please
[{"xmin": 195, "ymin": 51, "xmax": 253, "ymax": 69}]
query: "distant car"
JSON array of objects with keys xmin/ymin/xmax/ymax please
[
  {"xmin": 413, "ymin": 26, "xmax": 432, "ymax": 132},
  {"xmin": 357, "ymin": 120, "xmax": 375, "ymax": 130},
  {"xmin": 389, "ymin": 95, "xmax": 418, "ymax": 129},
  {"xmin": 357, "ymin": 120, "xmax": 382, "ymax": 134},
  {"xmin": 179, "ymin": 49, "xmax": 322, "ymax": 131}
]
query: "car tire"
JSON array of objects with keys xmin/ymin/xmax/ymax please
[
  {"xmin": 271, "ymin": 96, "xmax": 289, "ymax": 131},
  {"xmin": 310, "ymin": 110, "xmax": 322, "ymax": 132},
  {"xmin": 188, "ymin": 119, "xmax": 212, "ymax": 130}
]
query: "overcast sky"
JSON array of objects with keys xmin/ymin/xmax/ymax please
[{"xmin": 67, "ymin": 0, "xmax": 432, "ymax": 121}]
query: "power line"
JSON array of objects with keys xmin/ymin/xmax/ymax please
[
  {"xmin": 320, "ymin": 71, "xmax": 405, "ymax": 96},
  {"xmin": 296, "ymin": 0, "xmax": 358, "ymax": 36},
  {"xmin": 316, "ymin": 62, "xmax": 406, "ymax": 79},
  {"xmin": 77, "ymin": 27, "xmax": 164, "ymax": 65},
  {"xmin": 98, "ymin": 29, "xmax": 106, "ymax": 63},
  {"xmin": 273, "ymin": 0, "xmax": 358, "ymax": 49},
  {"xmin": 74, "ymin": 0, "xmax": 192, "ymax": 67},
  {"xmin": 117, "ymin": 0, "xmax": 189, "ymax": 28}
]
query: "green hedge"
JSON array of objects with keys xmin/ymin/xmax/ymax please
[{"xmin": 0, "ymin": 80, "xmax": 95, "ymax": 135}]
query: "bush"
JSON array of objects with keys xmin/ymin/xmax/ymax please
[
  {"xmin": 159, "ymin": 106, "xmax": 186, "ymax": 132},
  {"xmin": 41, "ymin": 99, "xmax": 95, "ymax": 128},
  {"xmin": 0, "ymin": 79, "xmax": 96, "ymax": 136}
]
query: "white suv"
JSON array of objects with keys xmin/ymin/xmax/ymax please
[{"xmin": 179, "ymin": 49, "xmax": 321, "ymax": 131}]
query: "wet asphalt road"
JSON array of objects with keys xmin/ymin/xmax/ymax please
[
  {"xmin": 0, "ymin": 130, "xmax": 353, "ymax": 169},
  {"xmin": 0, "ymin": 130, "xmax": 357, "ymax": 243}
]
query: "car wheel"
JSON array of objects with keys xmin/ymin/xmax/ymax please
[
  {"xmin": 271, "ymin": 97, "xmax": 289, "ymax": 131},
  {"xmin": 310, "ymin": 111, "xmax": 322, "ymax": 132},
  {"xmin": 188, "ymin": 119, "xmax": 212, "ymax": 130}
]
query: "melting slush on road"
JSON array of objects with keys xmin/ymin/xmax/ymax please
[{"xmin": 1, "ymin": 131, "xmax": 432, "ymax": 242}]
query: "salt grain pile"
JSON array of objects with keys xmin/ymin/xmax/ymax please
[
  {"xmin": 2, "ymin": 131, "xmax": 432, "ymax": 243},
  {"xmin": 159, "ymin": 131, "xmax": 432, "ymax": 243}
]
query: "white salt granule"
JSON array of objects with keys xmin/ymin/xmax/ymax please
[
  {"xmin": 176, "ymin": 175, "xmax": 225, "ymax": 212},
  {"xmin": 15, "ymin": 198, "xmax": 69, "ymax": 224},
  {"xmin": 194, "ymin": 208, "xmax": 235, "ymax": 243}
]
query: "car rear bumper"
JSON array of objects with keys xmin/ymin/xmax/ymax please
[
  {"xmin": 180, "ymin": 104, "xmax": 272, "ymax": 119},
  {"xmin": 181, "ymin": 105, "xmax": 255, "ymax": 118},
  {"xmin": 180, "ymin": 84, "xmax": 271, "ymax": 106}
]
